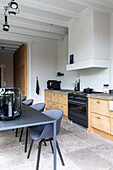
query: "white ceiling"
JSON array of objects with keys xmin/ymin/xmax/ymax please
[{"xmin": 0, "ymin": 0, "xmax": 113, "ymax": 53}]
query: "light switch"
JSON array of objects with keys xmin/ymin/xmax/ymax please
[{"xmin": 109, "ymin": 101, "xmax": 113, "ymax": 111}]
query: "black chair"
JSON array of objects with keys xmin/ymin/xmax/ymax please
[
  {"xmin": 19, "ymin": 103, "xmax": 45, "ymax": 153},
  {"xmin": 22, "ymin": 99, "xmax": 34, "ymax": 106},
  {"xmin": 21, "ymin": 96, "xmax": 26, "ymax": 101},
  {"xmin": 27, "ymin": 109, "xmax": 65, "ymax": 170}
]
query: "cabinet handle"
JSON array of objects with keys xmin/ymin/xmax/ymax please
[
  {"xmin": 96, "ymin": 101, "xmax": 100, "ymax": 104},
  {"xmin": 96, "ymin": 117, "xmax": 100, "ymax": 119}
]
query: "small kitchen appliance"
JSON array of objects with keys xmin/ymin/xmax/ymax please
[{"xmin": 47, "ymin": 80, "xmax": 61, "ymax": 90}]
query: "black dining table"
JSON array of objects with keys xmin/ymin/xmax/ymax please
[{"xmin": 0, "ymin": 104, "xmax": 57, "ymax": 170}]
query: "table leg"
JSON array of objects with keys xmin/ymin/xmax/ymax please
[
  {"xmin": 25, "ymin": 127, "xmax": 28, "ymax": 153},
  {"xmin": 53, "ymin": 121, "xmax": 56, "ymax": 170}
]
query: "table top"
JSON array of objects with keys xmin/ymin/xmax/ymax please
[{"xmin": 0, "ymin": 104, "xmax": 55, "ymax": 131}]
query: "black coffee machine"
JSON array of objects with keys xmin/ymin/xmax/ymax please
[{"xmin": 47, "ymin": 80, "xmax": 61, "ymax": 90}]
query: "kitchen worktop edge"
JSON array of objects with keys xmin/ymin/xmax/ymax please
[{"xmin": 88, "ymin": 93, "xmax": 113, "ymax": 100}]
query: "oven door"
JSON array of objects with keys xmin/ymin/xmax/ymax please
[{"xmin": 68, "ymin": 101, "xmax": 88, "ymax": 128}]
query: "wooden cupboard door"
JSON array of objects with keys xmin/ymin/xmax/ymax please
[
  {"xmin": 59, "ymin": 104, "xmax": 68, "ymax": 116},
  {"xmin": 90, "ymin": 98, "xmax": 110, "ymax": 117},
  {"xmin": 14, "ymin": 44, "xmax": 27, "ymax": 97},
  {"xmin": 110, "ymin": 118, "xmax": 113, "ymax": 135},
  {"xmin": 91, "ymin": 113, "xmax": 110, "ymax": 134},
  {"xmin": 59, "ymin": 94, "xmax": 67, "ymax": 105}
]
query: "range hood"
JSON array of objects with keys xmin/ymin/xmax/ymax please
[{"xmin": 66, "ymin": 59, "xmax": 110, "ymax": 71}]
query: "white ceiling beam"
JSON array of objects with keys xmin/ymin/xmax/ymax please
[
  {"xmin": 18, "ymin": 0, "xmax": 80, "ymax": 19},
  {"xmin": 0, "ymin": 7, "xmax": 68, "ymax": 27},
  {"xmin": 0, "ymin": 31, "xmax": 33, "ymax": 43},
  {"xmin": 0, "ymin": 44, "xmax": 20, "ymax": 48},
  {"xmin": 7, "ymin": 20, "xmax": 67, "ymax": 35},
  {"xmin": 68, "ymin": 0, "xmax": 113, "ymax": 13},
  {"xmin": 0, "ymin": 47, "xmax": 17, "ymax": 51},
  {"xmin": 9, "ymin": 27, "xmax": 64, "ymax": 40},
  {"xmin": 0, "ymin": 50, "xmax": 15, "ymax": 53}
]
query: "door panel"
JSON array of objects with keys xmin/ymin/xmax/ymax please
[{"xmin": 14, "ymin": 44, "xmax": 27, "ymax": 96}]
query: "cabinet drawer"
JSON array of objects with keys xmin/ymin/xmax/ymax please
[
  {"xmin": 59, "ymin": 94, "xmax": 67, "ymax": 105},
  {"xmin": 46, "ymin": 100, "xmax": 53, "ymax": 109},
  {"xmin": 45, "ymin": 92, "xmax": 52, "ymax": 100},
  {"xmin": 52, "ymin": 93, "xmax": 59, "ymax": 102},
  {"xmin": 91, "ymin": 113, "xmax": 110, "ymax": 133},
  {"xmin": 90, "ymin": 98, "xmax": 110, "ymax": 117},
  {"xmin": 52, "ymin": 102, "xmax": 59, "ymax": 109},
  {"xmin": 59, "ymin": 104, "xmax": 68, "ymax": 116}
]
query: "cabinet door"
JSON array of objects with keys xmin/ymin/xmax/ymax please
[
  {"xmin": 59, "ymin": 104, "xmax": 68, "ymax": 116},
  {"xmin": 90, "ymin": 98, "xmax": 110, "ymax": 117},
  {"xmin": 110, "ymin": 118, "xmax": 113, "ymax": 135},
  {"xmin": 59, "ymin": 94, "xmax": 67, "ymax": 105},
  {"xmin": 91, "ymin": 113, "xmax": 110, "ymax": 134}
]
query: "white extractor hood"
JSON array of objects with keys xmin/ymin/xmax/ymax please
[{"xmin": 66, "ymin": 59, "xmax": 110, "ymax": 71}]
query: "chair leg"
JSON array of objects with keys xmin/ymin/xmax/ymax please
[
  {"xmin": 15, "ymin": 128, "xmax": 18, "ymax": 137},
  {"xmin": 56, "ymin": 141, "xmax": 65, "ymax": 166},
  {"xmin": 19, "ymin": 128, "xmax": 24, "ymax": 142},
  {"xmin": 36, "ymin": 140, "xmax": 43, "ymax": 170},
  {"xmin": 44, "ymin": 141, "xmax": 47, "ymax": 146},
  {"xmin": 25, "ymin": 127, "xmax": 28, "ymax": 153},
  {"xmin": 27, "ymin": 140, "xmax": 34, "ymax": 159},
  {"xmin": 50, "ymin": 140, "xmax": 54, "ymax": 154}
]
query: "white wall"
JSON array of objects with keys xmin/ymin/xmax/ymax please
[
  {"xmin": 30, "ymin": 39, "xmax": 58, "ymax": 103},
  {"xmin": 67, "ymin": 9, "xmax": 110, "ymax": 91},
  {"xmin": 0, "ymin": 53, "xmax": 14, "ymax": 87},
  {"xmin": 93, "ymin": 11, "xmax": 110, "ymax": 60},
  {"xmin": 68, "ymin": 9, "xmax": 93, "ymax": 63},
  {"xmin": 110, "ymin": 14, "xmax": 113, "ymax": 88},
  {"xmin": 57, "ymin": 35, "xmax": 80, "ymax": 90}
]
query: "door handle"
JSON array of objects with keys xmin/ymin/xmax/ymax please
[
  {"xmin": 96, "ymin": 101, "xmax": 100, "ymax": 104},
  {"xmin": 96, "ymin": 117, "xmax": 100, "ymax": 119}
]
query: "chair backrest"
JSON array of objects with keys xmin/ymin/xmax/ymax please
[
  {"xmin": 30, "ymin": 103, "xmax": 45, "ymax": 112},
  {"xmin": 42, "ymin": 109, "xmax": 63, "ymax": 136},
  {"xmin": 22, "ymin": 99, "xmax": 34, "ymax": 106},
  {"xmin": 21, "ymin": 96, "xmax": 26, "ymax": 101}
]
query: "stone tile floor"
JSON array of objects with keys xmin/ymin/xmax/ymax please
[{"xmin": 0, "ymin": 119, "xmax": 113, "ymax": 170}]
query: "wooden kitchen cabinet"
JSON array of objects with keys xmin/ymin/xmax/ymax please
[
  {"xmin": 88, "ymin": 97, "xmax": 113, "ymax": 141},
  {"xmin": 90, "ymin": 98, "xmax": 110, "ymax": 117},
  {"xmin": 91, "ymin": 113, "xmax": 110, "ymax": 134},
  {"xmin": 45, "ymin": 90, "xmax": 69, "ymax": 121}
]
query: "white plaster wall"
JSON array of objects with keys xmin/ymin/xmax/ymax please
[
  {"xmin": 30, "ymin": 39, "xmax": 58, "ymax": 103},
  {"xmin": 68, "ymin": 9, "xmax": 93, "ymax": 63},
  {"xmin": 80, "ymin": 68, "xmax": 110, "ymax": 92},
  {"xmin": 57, "ymin": 35, "xmax": 80, "ymax": 90},
  {"xmin": 0, "ymin": 53, "xmax": 13, "ymax": 87},
  {"xmin": 110, "ymin": 14, "xmax": 113, "ymax": 88},
  {"xmin": 93, "ymin": 11, "xmax": 110, "ymax": 60}
]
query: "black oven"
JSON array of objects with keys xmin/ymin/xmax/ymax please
[{"xmin": 68, "ymin": 93, "xmax": 88, "ymax": 128}]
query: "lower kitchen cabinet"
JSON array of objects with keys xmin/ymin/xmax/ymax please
[
  {"xmin": 45, "ymin": 90, "xmax": 69, "ymax": 121},
  {"xmin": 88, "ymin": 97, "xmax": 113, "ymax": 141},
  {"xmin": 91, "ymin": 112, "xmax": 110, "ymax": 134}
]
